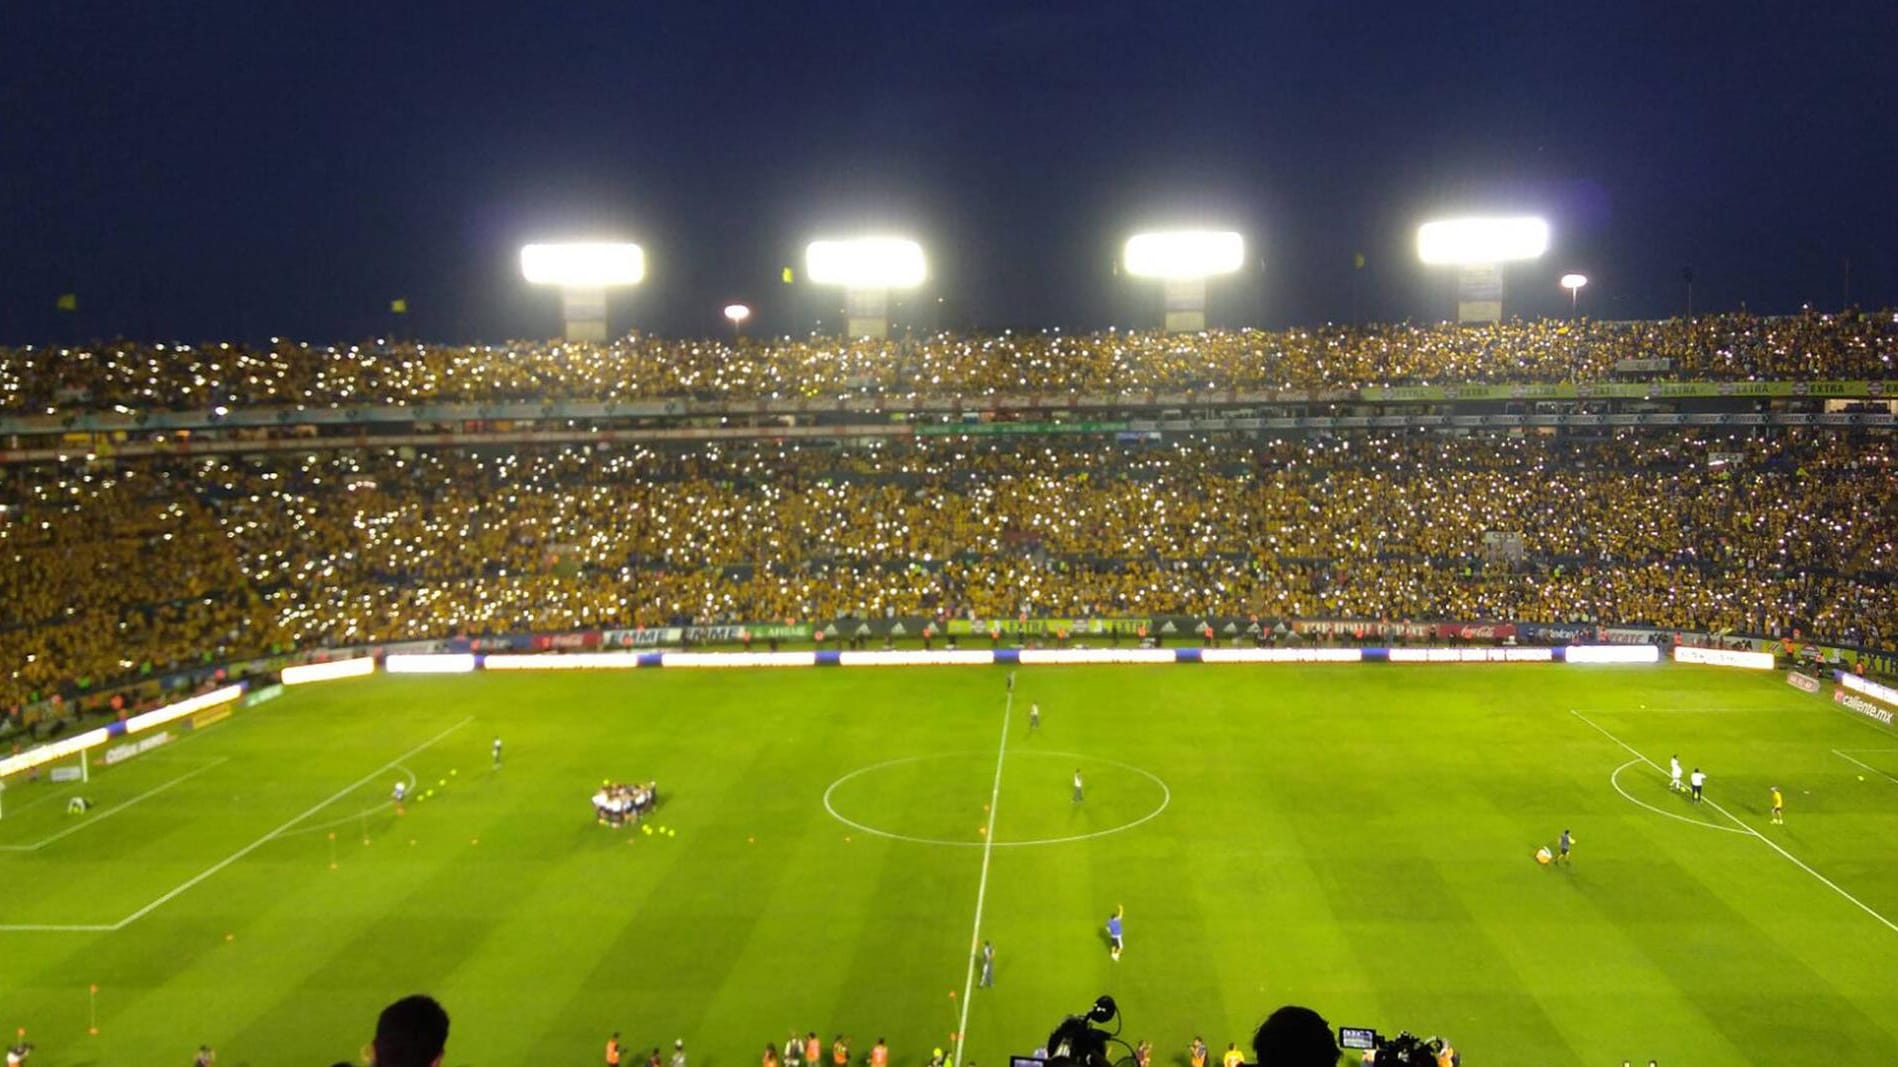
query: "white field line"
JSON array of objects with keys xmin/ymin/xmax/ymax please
[
  {"xmin": 0, "ymin": 718, "xmax": 471, "ymax": 934},
  {"xmin": 1572, "ymin": 710, "xmax": 1898, "ymax": 936},
  {"xmin": 951, "ymin": 691, "xmax": 1011, "ymax": 1067},
  {"xmin": 0, "ymin": 759, "xmax": 229, "ymax": 852},
  {"xmin": 1833, "ymin": 750, "xmax": 1898, "ymax": 786},
  {"xmin": 275, "ymin": 764, "xmax": 419, "ymax": 839},
  {"xmin": 1608, "ymin": 759, "xmax": 1747, "ymax": 835}
]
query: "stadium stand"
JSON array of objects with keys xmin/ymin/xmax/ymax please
[{"xmin": 3, "ymin": 311, "xmax": 1896, "ymax": 411}]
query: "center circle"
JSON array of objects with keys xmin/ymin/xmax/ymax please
[{"xmin": 823, "ymin": 749, "xmax": 1170, "ymax": 847}]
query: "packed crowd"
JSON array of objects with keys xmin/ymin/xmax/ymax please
[
  {"xmin": 3, "ymin": 428, "xmax": 1894, "ymax": 711},
  {"xmin": 5, "ymin": 311, "xmax": 1896, "ymax": 413}
]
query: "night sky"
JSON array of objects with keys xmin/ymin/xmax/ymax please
[{"xmin": 4, "ymin": 1, "xmax": 1895, "ymax": 343}]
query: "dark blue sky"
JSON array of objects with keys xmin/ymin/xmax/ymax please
[{"xmin": 4, "ymin": 1, "xmax": 1894, "ymax": 342}]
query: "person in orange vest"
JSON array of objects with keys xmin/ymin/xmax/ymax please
[
  {"xmin": 763, "ymin": 1044, "xmax": 780, "ymax": 1067},
  {"xmin": 1188, "ymin": 1037, "xmax": 1207, "ymax": 1067},
  {"xmin": 605, "ymin": 1032, "xmax": 623, "ymax": 1067},
  {"xmin": 804, "ymin": 1033, "xmax": 821, "ymax": 1067},
  {"xmin": 831, "ymin": 1036, "xmax": 849, "ymax": 1067},
  {"xmin": 870, "ymin": 1039, "xmax": 889, "ymax": 1067}
]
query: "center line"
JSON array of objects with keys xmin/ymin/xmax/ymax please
[{"xmin": 952, "ymin": 690, "xmax": 1011, "ymax": 1067}]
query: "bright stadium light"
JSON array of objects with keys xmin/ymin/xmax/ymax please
[
  {"xmin": 1416, "ymin": 216, "xmax": 1550, "ymax": 324},
  {"xmin": 804, "ymin": 237, "xmax": 927, "ymax": 290},
  {"xmin": 723, "ymin": 303, "xmax": 751, "ymax": 324},
  {"xmin": 520, "ymin": 242, "xmax": 646, "ymax": 287},
  {"xmin": 519, "ymin": 241, "xmax": 646, "ymax": 342},
  {"xmin": 1416, "ymin": 217, "xmax": 1549, "ymax": 266},
  {"xmin": 804, "ymin": 236, "xmax": 927, "ymax": 339},
  {"xmin": 1123, "ymin": 230, "xmax": 1245, "ymax": 280},
  {"xmin": 1561, "ymin": 272, "xmax": 1589, "ymax": 312},
  {"xmin": 1121, "ymin": 229, "xmax": 1246, "ymax": 332}
]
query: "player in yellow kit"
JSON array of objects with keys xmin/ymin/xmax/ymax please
[{"xmin": 1771, "ymin": 785, "xmax": 1784, "ymax": 825}]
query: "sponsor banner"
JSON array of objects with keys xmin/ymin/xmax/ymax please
[
  {"xmin": 530, "ymin": 631, "xmax": 602, "ymax": 651},
  {"xmin": 1834, "ymin": 689, "xmax": 1896, "ymax": 726},
  {"xmin": 1519, "ymin": 622, "xmax": 1596, "ymax": 643},
  {"xmin": 1674, "ymin": 646, "xmax": 1775, "ymax": 670},
  {"xmin": 1598, "ymin": 626, "xmax": 1669, "ymax": 645},
  {"xmin": 123, "ymin": 684, "xmax": 246, "ymax": 734},
  {"xmin": 385, "ymin": 653, "xmax": 478, "ymax": 674},
  {"xmin": 602, "ymin": 627, "xmax": 681, "ymax": 648},
  {"xmin": 1786, "ymin": 671, "xmax": 1822, "ymax": 694},
  {"xmin": 49, "ymin": 766, "xmax": 85, "ymax": 782},
  {"xmin": 0, "ymin": 726, "xmax": 111, "ymax": 778},
  {"xmin": 660, "ymin": 652, "xmax": 817, "ymax": 669},
  {"xmin": 242, "ymin": 683, "xmax": 285, "ymax": 708},
  {"xmin": 483, "ymin": 652, "xmax": 642, "ymax": 670},
  {"xmin": 1434, "ymin": 622, "xmax": 1518, "ymax": 642},
  {"xmin": 1563, "ymin": 645, "xmax": 1661, "ymax": 664},
  {"xmin": 1198, "ymin": 648, "xmax": 1364, "ymax": 664},
  {"xmin": 379, "ymin": 639, "xmax": 448, "ymax": 657},
  {"xmin": 1388, "ymin": 647, "xmax": 1552, "ymax": 663},
  {"xmin": 1017, "ymin": 649, "xmax": 1178, "ymax": 665},
  {"xmin": 104, "ymin": 730, "xmax": 173, "ymax": 766},
  {"xmin": 946, "ymin": 617, "xmax": 1137, "ymax": 637},
  {"xmin": 836, "ymin": 650, "xmax": 998, "ymax": 667},
  {"xmin": 283, "ymin": 657, "xmax": 375, "ymax": 685},
  {"xmin": 1293, "ymin": 620, "xmax": 1437, "ymax": 640},
  {"xmin": 1613, "ymin": 357, "xmax": 1674, "ymax": 373},
  {"xmin": 192, "ymin": 704, "xmax": 234, "ymax": 729},
  {"xmin": 446, "ymin": 634, "xmax": 534, "ymax": 654},
  {"xmin": 1837, "ymin": 672, "xmax": 1898, "ymax": 708}
]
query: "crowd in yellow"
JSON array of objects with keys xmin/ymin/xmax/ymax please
[
  {"xmin": 4, "ymin": 311, "xmax": 1895, "ymax": 412},
  {"xmin": 4, "ymin": 430, "xmax": 1892, "ymax": 712}
]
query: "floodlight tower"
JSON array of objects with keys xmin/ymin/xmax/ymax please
[
  {"xmin": 1416, "ymin": 217, "xmax": 1549, "ymax": 324},
  {"xmin": 1123, "ymin": 230, "xmax": 1245, "ymax": 333},
  {"xmin": 804, "ymin": 236, "xmax": 926, "ymax": 339},
  {"xmin": 1560, "ymin": 273, "xmax": 1588, "ymax": 313},
  {"xmin": 520, "ymin": 242, "xmax": 646, "ymax": 342}
]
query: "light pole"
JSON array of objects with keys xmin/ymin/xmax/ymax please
[
  {"xmin": 1560, "ymin": 273, "xmax": 1588, "ymax": 314},
  {"xmin": 723, "ymin": 303, "xmax": 751, "ymax": 338},
  {"xmin": 1417, "ymin": 217, "xmax": 1550, "ymax": 323},
  {"xmin": 1122, "ymin": 230, "xmax": 1246, "ymax": 333}
]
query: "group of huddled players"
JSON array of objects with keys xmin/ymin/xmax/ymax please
[{"xmin": 592, "ymin": 781, "xmax": 659, "ymax": 826}]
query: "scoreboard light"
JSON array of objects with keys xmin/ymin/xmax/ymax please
[
  {"xmin": 804, "ymin": 237, "xmax": 927, "ymax": 289},
  {"xmin": 1122, "ymin": 230, "xmax": 1245, "ymax": 279},
  {"xmin": 520, "ymin": 242, "xmax": 647, "ymax": 287},
  {"xmin": 1416, "ymin": 217, "xmax": 1550, "ymax": 265}
]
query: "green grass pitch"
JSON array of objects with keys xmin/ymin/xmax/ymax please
[{"xmin": 3, "ymin": 663, "xmax": 1897, "ymax": 1066}]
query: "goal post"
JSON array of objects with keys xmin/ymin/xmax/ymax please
[{"xmin": 0, "ymin": 684, "xmax": 244, "ymax": 819}]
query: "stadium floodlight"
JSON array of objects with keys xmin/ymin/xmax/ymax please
[
  {"xmin": 520, "ymin": 243, "xmax": 646, "ymax": 287},
  {"xmin": 1416, "ymin": 216, "xmax": 1549, "ymax": 324},
  {"xmin": 1416, "ymin": 217, "xmax": 1549, "ymax": 266},
  {"xmin": 519, "ymin": 241, "xmax": 646, "ymax": 342},
  {"xmin": 1122, "ymin": 230, "xmax": 1245, "ymax": 280},
  {"xmin": 723, "ymin": 303, "xmax": 751, "ymax": 325},
  {"xmin": 804, "ymin": 236, "xmax": 927, "ymax": 339},
  {"xmin": 1121, "ymin": 229, "xmax": 1245, "ymax": 332},
  {"xmin": 804, "ymin": 237, "xmax": 927, "ymax": 290},
  {"xmin": 1560, "ymin": 273, "xmax": 1588, "ymax": 312}
]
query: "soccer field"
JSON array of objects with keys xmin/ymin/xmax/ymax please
[{"xmin": 3, "ymin": 663, "xmax": 1897, "ymax": 1066}]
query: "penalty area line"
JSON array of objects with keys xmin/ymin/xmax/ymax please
[
  {"xmin": 1833, "ymin": 750, "xmax": 1898, "ymax": 786},
  {"xmin": 0, "ymin": 758, "xmax": 230, "ymax": 852},
  {"xmin": 107, "ymin": 717, "xmax": 472, "ymax": 930},
  {"xmin": 951, "ymin": 691, "xmax": 1011, "ymax": 1067},
  {"xmin": 1572, "ymin": 710, "xmax": 1898, "ymax": 937}
]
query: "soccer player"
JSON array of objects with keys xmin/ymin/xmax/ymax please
[
  {"xmin": 1771, "ymin": 785, "xmax": 1784, "ymax": 825},
  {"xmin": 1689, "ymin": 767, "xmax": 1706, "ymax": 803},
  {"xmin": 1073, "ymin": 769, "xmax": 1084, "ymax": 804},
  {"xmin": 1221, "ymin": 1044, "xmax": 1244, "ymax": 1067},
  {"xmin": 606, "ymin": 1034, "xmax": 623, "ymax": 1067},
  {"xmin": 492, "ymin": 736, "xmax": 503, "ymax": 769},
  {"xmin": 1558, "ymin": 829, "xmax": 1574, "ymax": 864},
  {"xmin": 1007, "ymin": 670, "xmax": 1016, "ymax": 692},
  {"xmin": 1189, "ymin": 1037, "xmax": 1207, "ymax": 1067},
  {"xmin": 1029, "ymin": 703, "xmax": 1040, "ymax": 732},
  {"xmin": 672, "ymin": 1039, "xmax": 687, "ymax": 1067},
  {"xmin": 979, "ymin": 939, "xmax": 995, "ymax": 987},
  {"xmin": 392, "ymin": 779, "xmax": 408, "ymax": 814},
  {"xmin": 1106, "ymin": 908, "xmax": 1123, "ymax": 961},
  {"xmin": 649, "ymin": 1048, "xmax": 664, "ymax": 1067},
  {"xmin": 1669, "ymin": 755, "xmax": 1683, "ymax": 793}
]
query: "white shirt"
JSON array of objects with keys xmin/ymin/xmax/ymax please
[
  {"xmin": 1670, "ymin": 759, "xmax": 1682, "ymax": 778},
  {"xmin": 1690, "ymin": 771, "xmax": 1706, "ymax": 787}
]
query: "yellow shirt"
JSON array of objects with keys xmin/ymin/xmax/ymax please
[
  {"xmin": 1223, "ymin": 1050, "xmax": 1245, "ymax": 1067},
  {"xmin": 1772, "ymin": 789, "xmax": 1783, "ymax": 808}
]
